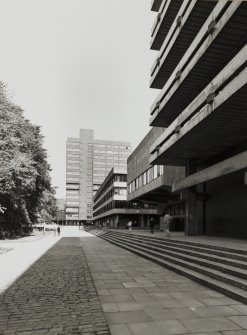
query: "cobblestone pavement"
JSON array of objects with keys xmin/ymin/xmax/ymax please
[
  {"xmin": 0, "ymin": 237, "xmax": 110, "ymax": 335},
  {"xmin": 82, "ymin": 236, "xmax": 247, "ymax": 335}
]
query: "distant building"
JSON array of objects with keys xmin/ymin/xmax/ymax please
[
  {"xmin": 149, "ymin": 1, "xmax": 247, "ymax": 237},
  {"xmin": 93, "ymin": 167, "xmax": 158, "ymax": 229},
  {"xmin": 66, "ymin": 129, "xmax": 131, "ymax": 225}
]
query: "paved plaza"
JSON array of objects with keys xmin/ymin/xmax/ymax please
[{"xmin": 0, "ymin": 229, "xmax": 247, "ymax": 334}]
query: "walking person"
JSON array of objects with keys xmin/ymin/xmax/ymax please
[
  {"xmin": 127, "ymin": 219, "xmax": 132, "ymax": 233},
  {"xmin": 150, "ymin": 216, "xmax": 155, "ymax": 234},
  {"xmin": 57, "ymin": 225, "xmax": 60, "ymax": 236},
  {"xmin": 164, "ymin": 213, "xmax": 172, "ymax": 237}
]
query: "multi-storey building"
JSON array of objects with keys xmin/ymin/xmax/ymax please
[
  {"xmin": 148, "ymin": 1, "xmax": 247, "ymax": 237},
  {"xmin": 66, "ymin": 129, "xmax": 131, "ymax": 225},
  {"xmin": 93, "ymin": 167, "xmax": 158, "ymax": 228},
  {"xmin": 127, "ymin": 127, "xmax": 185, "ymax": 231}
]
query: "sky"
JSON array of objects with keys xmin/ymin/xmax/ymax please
[{"xmin": 0, "ymin": 0, "xmax": 158, "ymax": 198}]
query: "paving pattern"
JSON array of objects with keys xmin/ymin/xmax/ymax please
[
  {"xmin": 0, "ymin": 237, "xmax": 110, "ymax": 335},
  {"xmin": 82, "ymin": 236, "xmax": 247, "ymax": 335}
]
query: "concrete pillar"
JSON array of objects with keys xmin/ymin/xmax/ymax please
[
  {"xmin": 140, "ymin": 215, "xmax": 144, "ymax": 228},
  {"xmin": 185, "ymin": 159, "xmax": 197, "ymax": 236},
  {"xmin": 185, "ymin": 188, "xmax": 197, "ymax": 235},
  {"xmin": 159, "ymin": 216, "xmax": 164, "ymax": 231}
]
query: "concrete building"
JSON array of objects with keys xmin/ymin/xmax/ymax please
[
  {"xmin": 93, "ymin": 167, "xmax": 158, "ymax": 229},
  {"xmin": 149, "ymin": 1, "xmax": 247, "ymax": 237},
  {"xmin": 127, "ymin": 127, "xmax": 185, "ymax": 231},
  {"xmin": 66, "ymin": 129, "xmax": 131, "ymax": 225}
]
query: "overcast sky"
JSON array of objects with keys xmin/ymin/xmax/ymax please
[{"xmin": 0, "ymin": 0, "xmax": 158, "ymax": 198}]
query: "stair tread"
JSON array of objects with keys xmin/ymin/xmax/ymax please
[
  {"xmin": 100, "ymin": 234, "xmax": 247, "ymax": 300},
  {"xmin": 106, "ymin": 232, "xmax": 247, "ymax": 265},
  {"xmin": 106, "ymin": 233, "xmax": 247, "ymax": 272},
  {"xmin": 103, "ymin": 235, "xmax": 247, "ymax": 286},
  {"xmin": 106, "ymin": 230, "xmax": 247, "ymax": 255}
]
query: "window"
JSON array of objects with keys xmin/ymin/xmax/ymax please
[
  {"xmin": 138, "ymin": 175, "xmax": 143, "ymax": 188},
  {"xmin": 143, "ymin": 172, "xmax": 147, "ymax": 185},
  {"xmin": 147, "ymin": 169, "xmax": 150, "ymax": 183},
  {"xmin": 159, "ymin": 165, "xmax": 164, "ymax": 176},
  {"xmin": 154, "ymin": 165, "xmax": 158, "ymax": 179}
]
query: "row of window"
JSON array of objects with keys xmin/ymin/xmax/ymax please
[
  {"xmin": 94, "ymin": 174, "xmax": 127, "ymax": 202},
  {"xmin": 93, "ymin": 187, "xmax": 127, "ymax": 211},
  {"xmin": 128, "ymin": 165, "xmax": 164, "ymax": 194},
  {"xmin": 93, "ymin": 200, "xmax": 156, "ymax": 217},
  {"xmin": 67, "ymin": 171, "xmax": 80, "ymax": 176},
  {"xmin": 66, "ymin": 190, "xmax": 79, "ymax": 196}
]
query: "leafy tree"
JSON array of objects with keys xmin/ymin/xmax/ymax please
[{"xmin": 0, "ymin": 83, "xmax": 56, "ymax": 238}]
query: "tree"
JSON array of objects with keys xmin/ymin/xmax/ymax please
[{"xmin": 0, "ymin": 83, "xmax": 56, "ymax": 238}]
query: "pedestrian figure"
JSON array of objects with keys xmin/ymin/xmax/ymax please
[
  {"xmin": 150, "ymin": 216, "xmax": 155, "ymax": 234},
  {"xmin": 127, "ymin": 220, "xmax": 132, "ymax": 233},
  {"xmin": 164, "ymin": 213, "xmax": 172, "ymax": 237},
  {"xmin": 57, "ymin": 226, "xmax": 60, "ymax": 236}
]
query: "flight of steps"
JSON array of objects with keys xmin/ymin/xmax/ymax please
[{"xmin": 88, "ymin": 229, "xmax": 247, "ymax": 305}]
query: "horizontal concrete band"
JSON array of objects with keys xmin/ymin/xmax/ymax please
[
  {"xmin": 150, "ymin": 0, "xmax": 201, "ymax": 79},
  {"xmin": 172, "ymin": 150, "xmax": 247, "ymax": 192},
  {"xmin": 93, "ymin": 208, "xmax": 158, "ymax": 221},
  {"xmin": 150, "ymin": 1, "xmax": 239, "ymax": 122},
  {"xmin": 150, "ymin": 62, "xmax": 247, "ymax": 164},
  {"xmin": 149, "ymin": 43, "xmax": 247, "ymax": 158}
]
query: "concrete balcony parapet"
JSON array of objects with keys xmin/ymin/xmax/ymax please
[
  {"xmin": 150, "ymin": 1, "xmax": 246, "ymax": 127},
  {"xmin": 151, "ymin": 0, "xmax": 163, "ymax": 12},
  {"xmin": 150, "ymin": 0, "xmax": 217, "ymax": 89},
  {"xmin": 149, "ymin": 49, "xmax": 247, "ymax": 166},
  {"xmin": 151, "ymin": 0, "xmax": 183, "ymax": 50}
]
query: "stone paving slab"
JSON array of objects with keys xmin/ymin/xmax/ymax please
[
  {"xmin": 0, "ymin": 237, "xmax": 110, "ymax": 335},
  {"xmin": 81, "ymin": 235, "xmax": 247, "ymax": 335}
]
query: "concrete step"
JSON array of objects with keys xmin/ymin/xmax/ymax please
[
  {"xmin": 104, "ymin": 231, "xmax": 247, "ymax": 271},
  {"xmin": 105, "ymin": 231, "xmax": 247, "ymax": 258},
  {"xmin": 89, "ymin": 230, "xmax": 247, "ymax": 304},
  {"xmin": 103, "ymin": 233, "xmax": 247, "ymax": 282},
  {"xmin": 99, "ymin": 234, "xmax": 247, "ymax": 305},
  {"xmin": 102, "ymin": 234, "xmax": 247, "ymax": 291}
]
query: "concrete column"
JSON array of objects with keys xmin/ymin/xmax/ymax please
[
  {"xmin": 147, "ymin": 215, "xmax": 150, "ymax": 227},
  {"xmin": 159, "ymin": 216, "xmax": 164, "ymax": 231},
  {"xmin": 140, "ymin": 215, "xmax": 144, "ymax": 228},
  {"xmin": 185, "ymin": 188, "xmax": 197, "ymax": 235},
  {"xmin": 185, "ymin": 159, "xmax": 197, "ymax": 236}
]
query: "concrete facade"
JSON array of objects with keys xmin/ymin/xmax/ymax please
[
  {"xmin": 148, "ymin": 1, "xmax": 247, "ymax": 237},
  {"xmin": 93, "ymin": 167, "xmax": 158, "ymax": 229},
  {"xmin": 127, "ymin": 128, "xmax": 185, "ymax": 231},
  {"xmin": 66, "ymin": 129, "xmax": 131, "ymax": 224}
]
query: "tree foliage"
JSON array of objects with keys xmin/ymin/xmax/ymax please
[{"xmin": 0, "ymin": 83, "xmax": 56, "ymax": 238}]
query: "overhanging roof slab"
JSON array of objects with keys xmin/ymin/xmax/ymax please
[
  {"xmin": 151, "ymin": 0, "xmax": 163, "ymax": 12},
  {"xmin": 150, "ymin": 2, "xmax": 247, "ymax": 127},
  {"xmin": 150, "ymin": 44, "xmax": 247, "ymax": 162},
  {"xmin": 150, "ymin": 67, "xmax": 247, "ymax": 166},
  {"xmin": 151, "ymin": 0, "xmax": 183, "ymax": 51},
  {"xmin": 150, "ymin": 0, "xmax": 217, "ymax": 89}
]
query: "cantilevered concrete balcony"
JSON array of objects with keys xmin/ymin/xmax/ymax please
[
  {"xmin": 151, "ymin": 0, "xmax": 183, "ymax": 50},
  {"xmin": 150, "ymin": 0, "xmax": 217, "ymax": 89},
  {"xmin": 127, "ymin": 173, "xmax": 182, "ymax": 204},
  {"xmin": 151, "ymin": 0, "xmax": 163, "ymax": 12},
  {"xmin": 149, "ymin": 45, "xmax": 247, "ymax": 167},
  {"xmin": 150, "ymin": 2, "xmax": 247, "ymax": 127}
]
